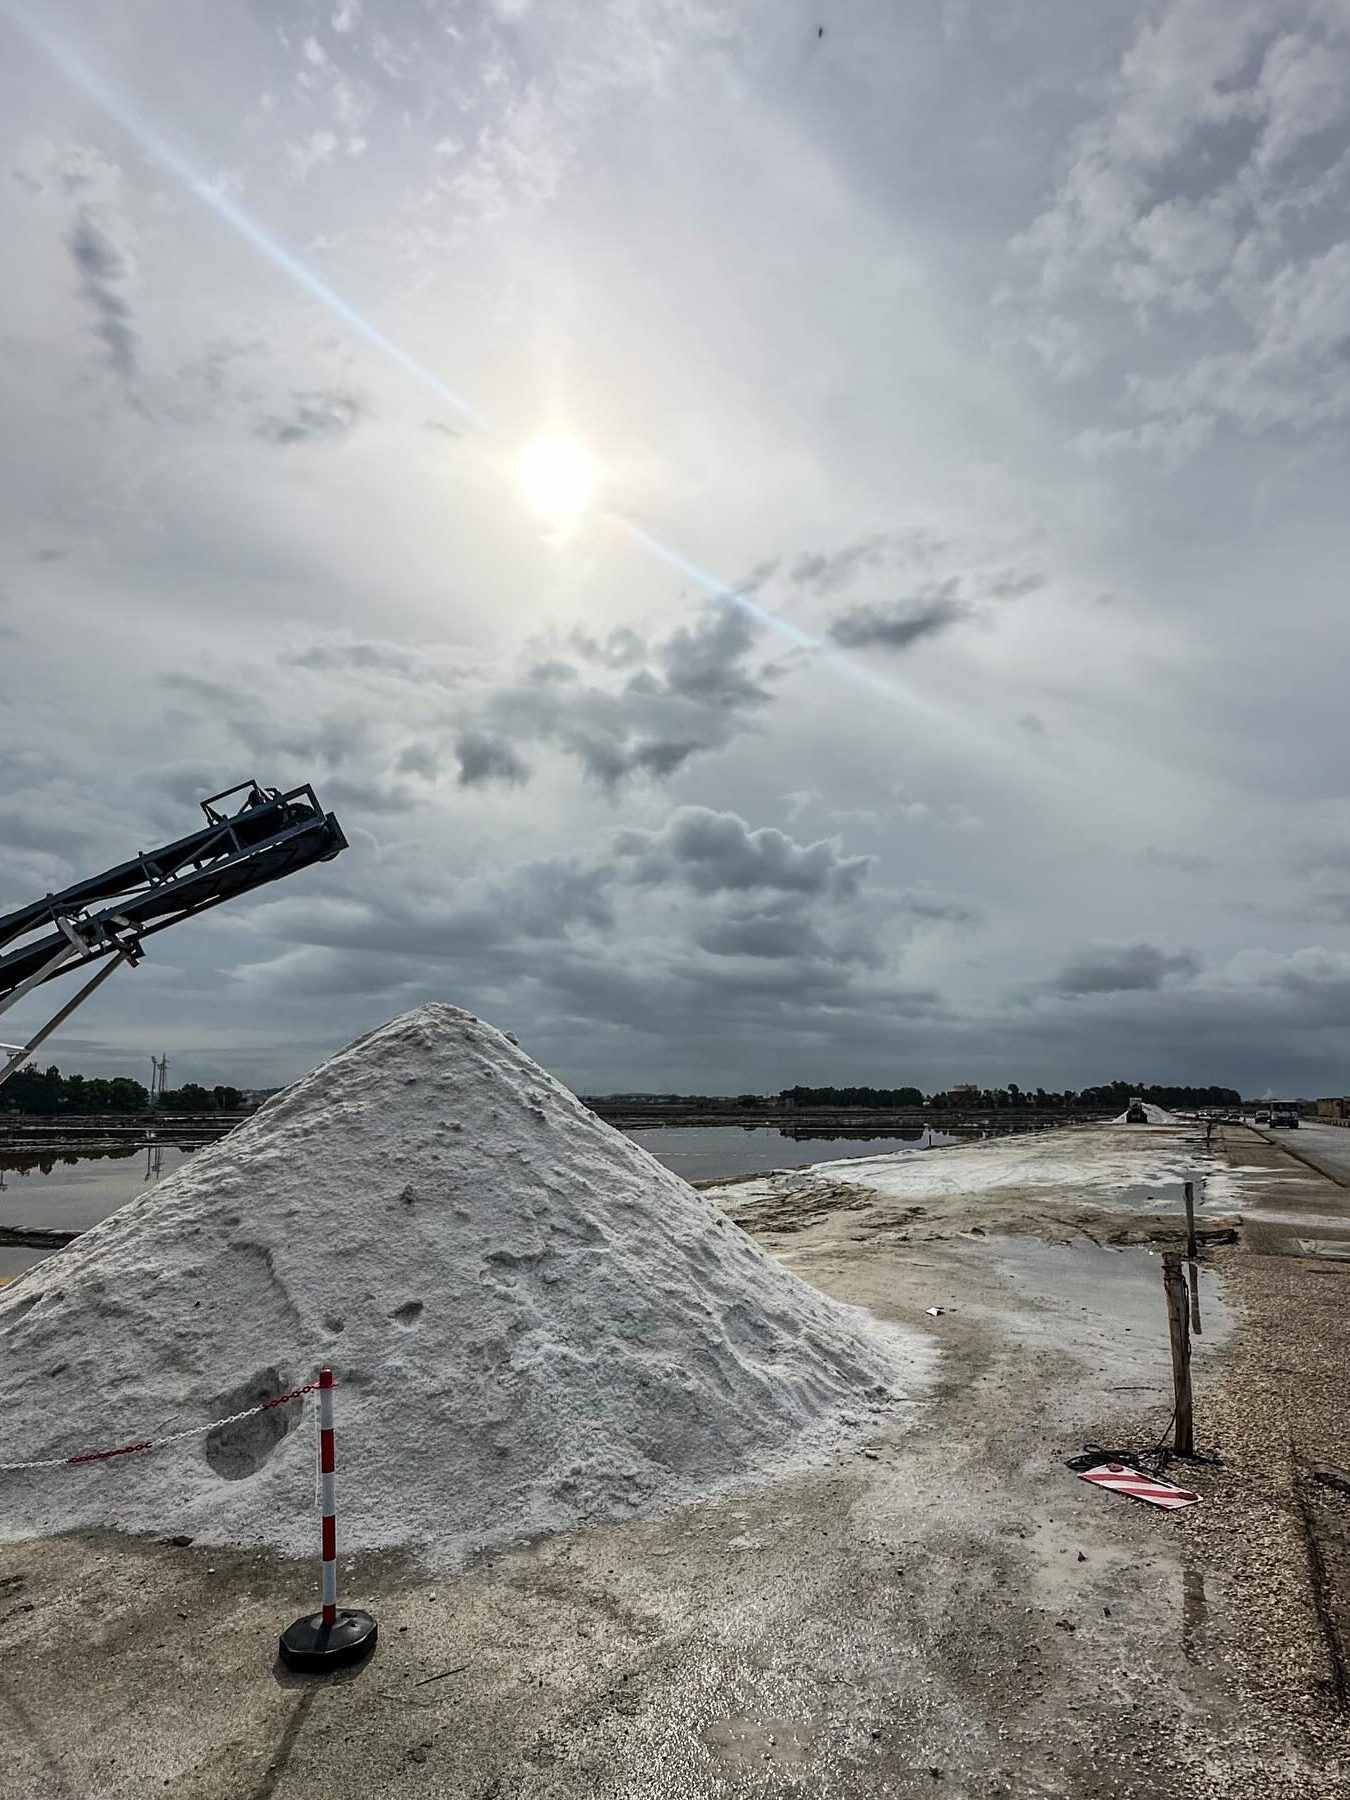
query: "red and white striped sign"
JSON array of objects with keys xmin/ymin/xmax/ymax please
[{"xmin": 1077, "ymin": 1462, "xmax": 1201, "ymax": 1510}]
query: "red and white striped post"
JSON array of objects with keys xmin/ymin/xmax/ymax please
[
  {"xmin": 278, "ymin": 1367, "xmax": 378, "ymax": 1672},
  {"xmin": 319, "ymin": 1366, "xmax": 338, "ymax": 1627}
]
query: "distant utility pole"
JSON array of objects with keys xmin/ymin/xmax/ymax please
[{"xmin": 149, "ymin": 1053, "xmax": 168, "ymax": 1106}]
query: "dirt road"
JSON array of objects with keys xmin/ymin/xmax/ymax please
[{"xmin": 1, "ymin": 1121, "xmax": 1346, "ymax": 1798}]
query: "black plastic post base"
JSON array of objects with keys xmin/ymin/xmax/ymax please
[{"xmin": 278, "ymin": 1607, "xmax": 378, "ymax": 1672}]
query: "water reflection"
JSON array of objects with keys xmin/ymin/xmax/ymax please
[
  {"xmin": 0, "ymin": 1143, "xmax": 143, "ymax": 1178},
  {"xmin": 625, "ymin": 1123, "xmax": 962, "ymax": 1184},
  {"xmin": 779, "ymin": 1124, "xmax": 931, "ymax": 1143}
]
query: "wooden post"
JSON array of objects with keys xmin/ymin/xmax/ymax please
[
  {"xmin": 1183, "ymin": 1180, "xmax": 1202, "ymax": 1334},
  {"xmin": 1183, "ymin": 1180, "xmax": 1197, "ymax": 1260},
  {"xmin": 1163, "ymin": 1253, "xmax": 1194, "ymax": 1457}
]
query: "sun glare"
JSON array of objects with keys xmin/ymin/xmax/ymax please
[{"xmin": 518, "ymin": 433, "xmax": 596, "ymax": 524}]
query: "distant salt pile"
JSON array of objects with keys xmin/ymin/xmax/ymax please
[
  {"xmin": 1113, "ymin": 1101, "xmax": 1180, "ymax": 1125},
  {"xmin": 0, "ymin": 1006, "xmax": 923, "ymax": 1559}
]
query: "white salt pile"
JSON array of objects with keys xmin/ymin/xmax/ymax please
[
  {"xmin": 0, "ymin": 1005, "xmax": 925, "ymax": 1560},
  {"xmin": 1112, "ymin": 1101, "xmax": 1180, "ymax": 1125}
]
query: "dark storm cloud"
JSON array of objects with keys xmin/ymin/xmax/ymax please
[
  {"xmin": 232, "ymin": 795, "xmax": 918, "ymax": 1068},
  {"xmin": 828, "ymin": 585, "xmax": 970, "ymax": 652},
  {"xmin": 255, "ymin": 389, "xmax": 366, "ymax": 445},
  {"xmin": 613, "ymin": 807, "xmax": 873, "ymax": 899},
  {"xmin": 67, "ymin": 211, "xmax": 137, "ymax": 377},
  {"xmin": 454, "ymin": 731, "xmax": 530, "ymax": 788},
  {"xmin": 1040, "ymin": 941, "xmax": 1202, "ymax": 997}
]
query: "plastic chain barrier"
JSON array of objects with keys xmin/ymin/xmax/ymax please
[{"xmin": 0, "ymin": 1380, "xmax": 320, "ymax": 1472}]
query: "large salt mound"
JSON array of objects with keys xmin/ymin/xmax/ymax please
[
  {"xmin": 0, "ymin": 1006, "xmax": 924, "ymax": 1559},
  {"xmin": 1112, "ymin": 1102, "xmax": 1180, "ymax": 1125}
]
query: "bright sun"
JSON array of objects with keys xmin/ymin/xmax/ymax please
[{"xmin": 518, "ymin": 433, "xmax": 596, "ymax": 524}]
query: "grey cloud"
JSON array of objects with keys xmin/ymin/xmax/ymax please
[
  {"xmin": 986, "ymin": 569, "xmax": 1046, "ymax": 600},
  {"xmin": 898, "ymin": 887, "xmax": 980, "ymax": 927},
  {"xmin": 1138, "ymin": 846, "xmax": 1215, "ymax": 874},
  {"xmin": 614, "ymin": 807, "xmax": 873, "ymax": 900},
  {"xmin": 1012, "ymin": 0, "xmax": 1350, "ymax": 449},
  {"xmin": 255, "ymin": 389, "xmax": 366, "ymax": 445},
  {"xmin": 787, "ymin": 528, "xmax": 952, "ymax": 595},
  {"xmin": 293, "ymin": 638, "xmax": 457, "ymax": 685},
  {"xmin": 789, "ymin": 535, "xmax": 890, "ymax": 594},
  {"xmin": 476, "ymin": 602, "xmax": 778, "ymax": 793},
  {"xmin": 322, "ymin": 773, "xmax": 420, "ymax": 816},
  {"xmin": 829, "ymin": 587, "xmax": 970, "ymax": 652},
  {"xmin": 0, "ymin": 804, "xmax": 94, "ymax": 857},
  {"xmin": 454, "ymin": 731, "xmax": 530, "ymax": 788},
  {"xmin": 1016, "ymin": 712, "xmax": 1047, "ymax": 737},
  {"xmin": 692, "ymin": 912, "xmax": 833, "ymax": 961},
  {"xmin": 394, "ymin": 740, "xmax": 441, "ymax": 780},
  {"xmin": 67, "ymin": 211, "xmax": 137, "ymax": 377},
  {"xmin": 1292, "ymin": 842, "xmax": 1350, "ymax": 877},
  {"xmin": 1041, "ymin": 941, "xmax": 1202, "ymax": 998},
  {"xmin": 569, "ymin": 626, "xmax": 647, "ymax": 668},
  {"xmin": 657, "ymin": 606, "xmax": 768, "ymax": 708}
]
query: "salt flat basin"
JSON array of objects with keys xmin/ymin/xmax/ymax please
[
  {"xmin": 706, "ymin": 1123, "xmax": 1272, "ymax": 1248},
  {"xmin": 713, "ymin": 1124, "xmax": 1216, "ymax": 1209}
]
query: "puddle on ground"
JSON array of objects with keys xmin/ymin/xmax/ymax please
[
  {"xmin": 951, "ymin": 1237, "xmax": 1231, "ymax": 1409},
  {"xmin": 990, "ymin": 1236, "xmax": 1229, "ymax": 1335}
]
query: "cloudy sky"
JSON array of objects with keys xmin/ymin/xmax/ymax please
[{"xmin": 2, "ymin": 0, "xmax": 1349, "ymax": 1097}]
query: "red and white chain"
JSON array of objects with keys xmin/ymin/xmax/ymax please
[{"xmin": 0, "ymin": 1380, "xmax": 320, "ymax": 1472}]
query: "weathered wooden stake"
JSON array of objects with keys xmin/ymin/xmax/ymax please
[
  {"xmin": 1183, "ymin": 1179, "xmax": 1202, "ymax": 1334},
  {"xmin": 1183, "ymin": 1180, "xmax": 1197, "ymax": 1261},
  {"xmin": 1162, "ymin": 1252, "xmax": 1194, "ymax": 1457}
]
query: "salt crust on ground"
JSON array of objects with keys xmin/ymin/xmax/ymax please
[
  {"xmin": 720, "ymin": 1124, "xmax": 1209, "ymax": 1213},
  {"xmin": 0, "ymin": 1006, "xmax": 925, "ymax": 1559}
]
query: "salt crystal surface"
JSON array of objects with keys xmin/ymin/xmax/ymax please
[{"xmin": 0, "ymin": 1005, "xmax": 926, "ymax": 1559}]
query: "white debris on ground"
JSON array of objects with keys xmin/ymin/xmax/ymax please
[
  {"xmin": 0, "ymin": 1006, "xmax": 928, "ymax": 1560},
  {"xmin": 1111, "ymin": 1101, "xmax": 1180, "ymax": 1124}
]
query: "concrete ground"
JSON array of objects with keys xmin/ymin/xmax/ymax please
[
  {"xmin": 1250, "ymin": 1120, "xmax": 1350, "ymax": 1192},
  {"xmin": 2, "ymin": 1121, "xmax": 1347, "ymax": 1798}
]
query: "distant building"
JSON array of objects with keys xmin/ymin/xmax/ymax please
[
  {"xmin": 1316, "ymin": 1097, "xmax": 1350, "ymax": 1120},
  {"xmin": 949, "ymin": 1084, "xmax": 980, "ymax": 1102}
]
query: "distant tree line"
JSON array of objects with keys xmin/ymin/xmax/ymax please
[
  {"xmin": 0, "ymin": 1064, "xmax": 246, "ymax": 1114},
  {"xmin": 779, "ymin": 1085, "xmax": 926, "ymax": 1109},
  {"xmin": 778, "ymin": 1080, "xmax": 1240, "ymax": 1111}
]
